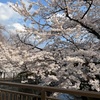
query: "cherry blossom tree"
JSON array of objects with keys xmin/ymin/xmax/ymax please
[
  {"xmin": 0, "ymin": 25, "xmax": 6, "ymax": 43},
  {"xmin": 10, "ymin": 0, "xmax": 100, "ymax": 44},
  {"xmin": 2, "ymin": 0, "xmax": 99, "ymax": 93}
]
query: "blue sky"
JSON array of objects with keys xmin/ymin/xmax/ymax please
[
  {"xmin": 0, "ymin": 0, "xmax": 17, "ymax": 3},
  {"xmin": 0, "ymin": 0, "xmax": 9, "ymax": 3},
  {"xmin": 0, "ymin": 0, "xmax": 42, "ymax": 32},
  {"xmin": 0, "ymin": 0, "xmax": 25, "ymax": 35},
  {"xmin": 0, "ymin": 0, "xmax": 49, "ymax": 33}
]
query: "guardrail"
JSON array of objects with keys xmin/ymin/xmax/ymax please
[{"xmin": 0, "ymin": 81, "xmax": 100, "ymax": 100}]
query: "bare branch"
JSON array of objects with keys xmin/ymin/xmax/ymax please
[{"xmin": 81, "ymin": 0, "xmax": 93, "ymax": 19}]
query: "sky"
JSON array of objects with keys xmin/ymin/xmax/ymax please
[
  {"xmin": 0, "ymin": 0, "xmax": 25, "ymax": 35},
  {"xmin": 0, "ymin": 0, "xmax": 42, "ymax": 35},
  {"xmin": 0, "ymin": 0, "xmax": 17, "ymax": 3}
]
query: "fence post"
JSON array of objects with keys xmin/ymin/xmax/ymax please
[{"xmin": 41, "ymin": 89, "xmax": 46, "ymax": 100}]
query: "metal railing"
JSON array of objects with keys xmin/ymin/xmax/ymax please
[{"xmin": 0, "ymin": 81, "xmax": 100, "ymax": 100}]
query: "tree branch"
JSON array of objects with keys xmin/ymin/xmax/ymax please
[
  {"xmin": 17, "ymin": 34, "xmax": 43, "ymax": 51},
  {"xmin": 81, "ymin": 0, "xmax": 93, "ymax": 19},
  {"xmin": 66, "ymin": 14, "xmax": 100, "ymax": 40}
]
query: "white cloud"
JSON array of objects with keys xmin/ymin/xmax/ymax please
[
  {"xmin": 0, "ymin": 2, "xmax": 24, "ymax": 35},
  {"xmin": 0, "ymin": 2, "xmax": 20, "ymax": 22},
  {"xmin": 0, "ymin": 1, "xmax": 35, "ymax": 36},
  {"xmin": 0, "ymin": 15, "xmax": 9, "ymax": 20},
  {"xmin": 12, "ymin": 23, "xmax": 25, "ymax": 31}
]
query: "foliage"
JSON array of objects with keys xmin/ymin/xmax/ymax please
[
  {"xmin": 10, "ymin": 0, "xmax": 100, "ymax": 46},
  {"xmin": 0, "ymin": 0, "xmax": 100, "ymax": 93}
]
